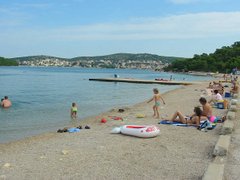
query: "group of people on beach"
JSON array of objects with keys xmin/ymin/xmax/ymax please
[
  {"xmin": 150, "ymin": 73, "xmax": 240, "ymax": 128},
  {"xmin": 169, "ymin": 97, "xmax": 212, "ymax": 127},
  {"xmin": 148, "ymin": 87, "xmax": 212, "ymax": 128},
  {"xmin": 1, "ymin": 96, "xmax": 12, "ymax": 108}
]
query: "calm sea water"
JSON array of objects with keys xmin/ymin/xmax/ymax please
[{"xmin": 0, "ymin": 67, "xmax": 212, "ymax": 143}]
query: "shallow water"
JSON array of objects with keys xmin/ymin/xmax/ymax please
[{"xmin": 0, "ymin": 66, "xmax": 212, "ymax": 143}]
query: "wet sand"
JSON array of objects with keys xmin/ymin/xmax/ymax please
[{"xmin": 0, "ymin": 81, "xmax": 228, "ymax": 180}]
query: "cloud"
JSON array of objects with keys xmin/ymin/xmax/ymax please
[
  {"xmin": 0, "ymin": 6, "xmax": 29, "ymax": 26},
  {"xmin": 1, "ymin": 12, "xmax": 240, "ymax": 42},
  {"xmin": 45, "ymin": 12, "xmax": 240, "ymax": 40},
  {"xmin": 0, "ymin": 3, "xmax": 52, "ymax": 27}
]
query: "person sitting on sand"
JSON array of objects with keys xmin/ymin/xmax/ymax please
[
  {"xmin": 211, "ymin": 81, "xmax": 224, "ymax": 95},
  {"xmin": 71, "ymin": 102, "xmax": 78, "ymax": 119},
  {"xmin": 208, "ymin": 82, "xmax": 213, "ymax": 89},
  {"xmin": 208, "ymin": 90, "xmax": 223, "ymax": 104},
  {"xmin": 1, "ymin": 96, "xmax": 12, "ymax": 108},
  {"xmin": 169, "ymin": 107, "xmax": 202, "ymax": 127},
  {"xmin": 199, "ymin": 97, "xmax": 212, "ymax": 120},
  {"xmin": 147, "ymin": 88, "xmax": 165, "ymax": 119}
]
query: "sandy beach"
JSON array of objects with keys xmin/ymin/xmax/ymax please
[{"xmin": 0, "ymin": 81, "xmax": 228, "ymax": 180}]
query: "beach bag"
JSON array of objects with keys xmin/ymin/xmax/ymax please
[
  {"xmin": 200, "ymin": 120, "xmax": 212, "ymax": 130},
  {"xmin": 200, "ymin": 120, "xmax": 208, "ymax": 129}
]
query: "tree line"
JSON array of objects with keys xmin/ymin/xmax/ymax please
[
  {"xmin": 164, "ymin": 41, "xmax": 240, "ymax": 73},
  {"xmin": 0, "ymin": 57, "xmax": 18, "ymax": 66}
]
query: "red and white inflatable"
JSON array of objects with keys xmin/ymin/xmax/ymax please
[{"xmin": 119, "ymin": 125, "xmax": 160, "ymax": 138}]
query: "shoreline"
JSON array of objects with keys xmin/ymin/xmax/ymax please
[
  {"xmin": 0, "ymin": 85, "xmax": 185, "ymax": 147},
  {"xmin": 0, "ymin": 84, "xmax": 183, "ymax": 145},
  {"xmin": 0, "ymin": 80, "xmax": 228, "ymax": 179}
]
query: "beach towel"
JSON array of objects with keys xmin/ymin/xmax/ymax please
[
  {"xmin": 159, "ymin": 120, "xmax": 216, "ymax": 129},
  {"xmin": 67, "ymin": 127, "xmax": 80, "ymax": 133},
  {"xmin": 159, "ymin": 120, "xmax": 195, "ymax": 127}
]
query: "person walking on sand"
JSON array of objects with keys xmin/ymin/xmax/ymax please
[
  {"xmin": 70, "ymin": 102, "xmax": 78, "ymax": 119},
  {"xmin": 1, "ymin": 96, "xmax": 12, "ymax": 108},
  {"xmin": 147, "ymin": 88, "xmax": 165, "ymax": 119}
]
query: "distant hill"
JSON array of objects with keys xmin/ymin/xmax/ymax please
[
  {"xmin": 12, "ymin": 55, "xmax": 68, "ymax": 62},
  {"xmin": 0, "ymin": 57, "xmax": 18, "ymax": 66},
  {"xmin": 70, "ymin": 53, "xmax": 182, "ymax": 63},
  {"xmin": 11, "ymin": 53, "xmax": 184, "ymax": 69},
  {"xmin": 12, "ymin": 53, "xmax": 183, "ymax": 64}
]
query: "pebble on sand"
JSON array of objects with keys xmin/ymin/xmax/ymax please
[
  {"xmin": 3, "ymin": 163, "xmax": 11, "ymax": 168},
  {"xmin": 61, "ymin": 150, "xmax": 69, "ymax": 155}
]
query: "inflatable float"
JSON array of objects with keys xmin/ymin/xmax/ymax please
[{"xmin": 111, "ymin": 125, "xmax": 160, "ymax": 138}]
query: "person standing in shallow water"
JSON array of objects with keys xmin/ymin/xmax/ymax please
[
  {"xmin": 70, "ymin": 102, "xmax": 78, "ymax": 119},
  {"xmin": 1, "ymin": 96, "xmax": 12, "ymax": 108},
  {"xmin": 147, "ymin": 88, "xmax": 165, "ymax": 119}
]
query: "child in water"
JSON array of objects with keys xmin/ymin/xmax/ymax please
[
  {"xmin": 71, "ymin": 102, "xmax": 78, "ymax": 119},
  {"xmin": 147, "ymin": 88, "xmax": 165, "ymax": 119}
]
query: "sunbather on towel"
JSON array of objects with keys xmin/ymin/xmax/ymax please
[{"xmin": 169, "ymin": 107, "xmax": 202, "ymax": 127}]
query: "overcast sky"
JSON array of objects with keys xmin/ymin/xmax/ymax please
[{"xmin": 0, "ymin": 0, "xmax": 240, "ymax": 58}]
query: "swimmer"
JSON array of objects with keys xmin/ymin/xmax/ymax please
[{"xmin": 1, "ymin": 96, "xmax": 12, "ymax": 108}]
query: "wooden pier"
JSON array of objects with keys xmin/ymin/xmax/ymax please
[{"xmin": 89, "ymin": 78, "xmax": 194, "ymax": 85}]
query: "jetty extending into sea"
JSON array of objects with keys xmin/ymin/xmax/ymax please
[{"xmin": 89, "ymin": 78, "xmax": 194, "ymax": 85}]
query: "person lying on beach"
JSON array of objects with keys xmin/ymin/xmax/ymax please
[
  {"xmin": 1, "ymin": 96, "xmax": 12, "ymax": 108},
  {"xmin": 169, "ymin": 107, "xmax": 202, "ymax": 127},
  {"xmin": 71, "ymin": 102, "xmax": 78, "ymax": 119},
  {"xmin": 208, "ymin": 90, "xmax": 223, "ymax": 104},
  {"xmin": 147, "ymin": 88, "xmax": 165, "ymax": 119},
  {"xmin": 199, "ymin": 97, "xmax": 212, "ymax": 120}
]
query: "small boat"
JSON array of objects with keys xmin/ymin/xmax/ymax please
[{"xmin": 120, "ymin": 125, "xmax": 160, "ymax": 138}]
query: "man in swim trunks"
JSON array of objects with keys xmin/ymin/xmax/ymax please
[
  {"xmin": 147, "ymin": 88, "xmax": 165, "ymax": 119},
  {"xmin": 199, "ymin": 97, "xmax": 212, "ymax": 120}
]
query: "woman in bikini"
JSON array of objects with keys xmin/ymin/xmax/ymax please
[{"xmin": 169, "ymin": 106, "xmax": 202, "ymax": 127}]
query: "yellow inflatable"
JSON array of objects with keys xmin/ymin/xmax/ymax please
[{"xmin": 136, "ymin": 114, "xmax": 146, "ymax": 118}]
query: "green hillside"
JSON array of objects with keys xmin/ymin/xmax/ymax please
[
  {"xmin": 0, "ymin": 57, "xmax": 18, "ymax": 66},
  {"xmin": 12, "ymin": 53, "xmax": 182, "ymax": 64},
  {"xmin": 71, "ymin": 53, "xmax": 182, "ymax": 63},
  {"xmin": 164, "ymin": 41, "xmax": 240, "ymax": 73},
  {"xmin": 12, "ymin": 55, "xmax": 67, "ymax": 61}
]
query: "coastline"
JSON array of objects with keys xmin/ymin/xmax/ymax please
[{"xmin": 0, "ymin": 80, "xmax": 227, "ymax": 179}]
